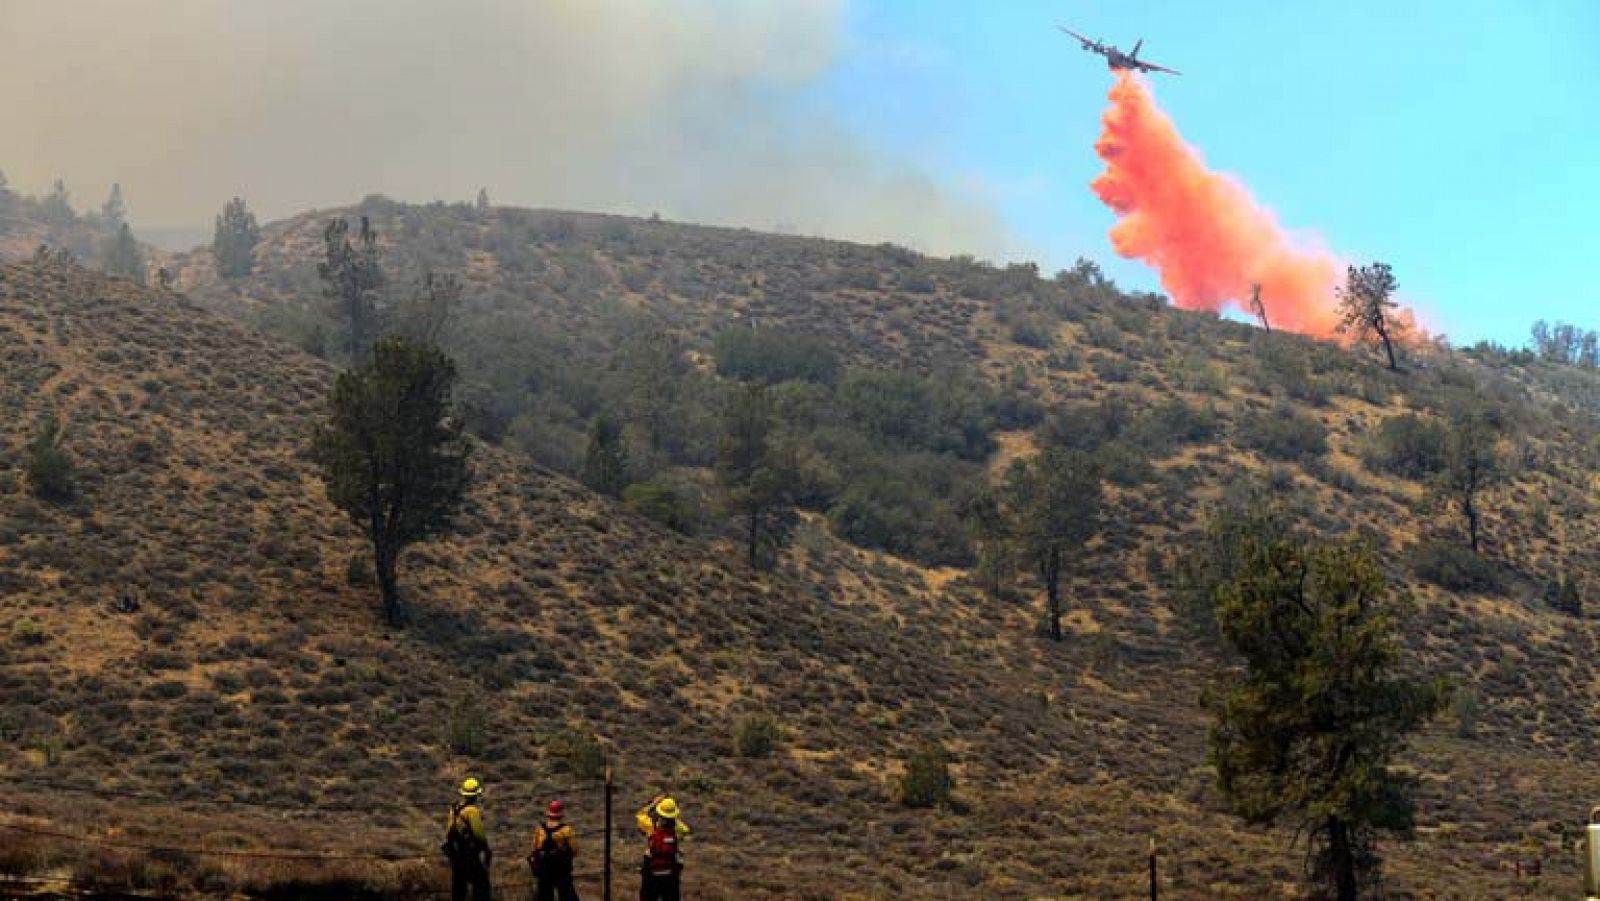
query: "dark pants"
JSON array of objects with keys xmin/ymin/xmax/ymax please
[
  {"xmin": 639, "ymin": 872, "xmax": 680, "ymax": 901},
  {"xmin": 451, "ymin": 860, "xmax": 492, "ymax": 901},
  {"xmin": 536, "ymin": 873, "xmax": 581, "ymax": 901}
]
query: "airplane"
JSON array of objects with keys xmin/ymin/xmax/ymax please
[{"xmin": 1058, "ymin": 26, "xmax": 1181, "ymax": 75}]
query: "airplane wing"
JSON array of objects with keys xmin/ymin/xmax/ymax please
[
  {"xmin": 1056, "ymin": 25, "xmax": 1095, "ymax": 49},
  {"xmin": 1135, "ymin": 60, "xmax": 1182, "ymax": 75}
]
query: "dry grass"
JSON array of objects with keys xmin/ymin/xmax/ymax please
[{"xmin": 2, "ymin": 209, "xmax": 1599, "ymax": 899}]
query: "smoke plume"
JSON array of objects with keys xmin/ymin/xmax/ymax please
[
  {"xmin": 1091, "ymin": 72, "xmax": 1343, "ymax": 336},
  {"xmin": 0, "ymin": 0, "xmax": 1021, "ymax": 259}
]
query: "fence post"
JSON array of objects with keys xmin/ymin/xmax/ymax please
[
  {"xmin": 1149, "ymin": 837, "xmax": 1158, "ymax": 901},
  {"xmin": 604, "ymin": 767, "xmax": 614, "ymax": 901}
]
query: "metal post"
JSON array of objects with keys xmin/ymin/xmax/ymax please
[
  {"xmin": 1585, "ymin": 806, "xmax": 1600, "ymax": 900},
  {"xmin": 604, "ymin": 768, "xmax": 614, "ymax": 901},
  {"xmin": 1149, "ymin": 837, "xmax": 1158, "ymax": 901}
]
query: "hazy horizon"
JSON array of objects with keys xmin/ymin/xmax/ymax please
[{"xmin": 1, "ymin": 0, "xmax": 1032, "ymax": 265}]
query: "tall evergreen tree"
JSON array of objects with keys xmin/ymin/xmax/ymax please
[
  {"xmin": 581, "ymin": 414, "xmax": 630, "ymax": 497},
  {"xmin": 716, "ymin": 385, "xmax": 795, "ymax": 569},
  {"xmin": 1433, "ymin": 400, "xmax": 1502, "ymax": 553},
  {"xmin": 393, "ymin": 270, "xmax": 461, "ymax": 347},
  {"xmin": 101, "ymin": 183, "xmax": 127, "ymax": 230},
  {"xmin": 959, "ymin": 484, "xmax": 1015, "ymax": 601},
  {"xmin": 42, "ymin": 179, "xmax": 75, "ymax": 227},
  {"xmin": 1004, "ymin": 448, "xmax": 1101, "ymax": 641},
  {"xmin": 1336, "ymin": 262, "xmax": 1403, "ymax": 371},
  {"xmin": 213, "ymin": 196, "xmax": 261, "ymax": 279},
  {"xmin": 1205, "ymin": 534, "xmax": 1447, "ymax": 901},
  {"xmin": 313, "ymin": 337, "xmax": 471, "ymax": 625},
  {"xmin": 99, "ymin": 223, "xmax": 144, "ymax": 281},
  {"xmin": 318, "ymin": 216, "xmax": 386, "ymax": 361}
]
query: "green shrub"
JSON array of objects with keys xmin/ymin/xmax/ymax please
[
  {"xmin": 25, "ymin": 414, "xmax": 74, "ymax": 502},
  {"xmin": 901, "ymin": 742, "xmax": 954, "ymax": 808},
  {"xmin": 1132, "ymin": 399, "xmax": 1219, "ymax": 455},
  {"xmin": 1238, "ymin": 404, "xmax": 1328, "ymax": 462},
  {"xmin": 445, "ymin": 695, "xmax": 485, "ymax": 756},
  {"xmin": 824, "ymin": 454, "xmax": 977, "ymax": 567},
  {"xmin": 623, "ymin": 480, "xmax": 699, "ymax": 533},
  {"xmin": 713, "ymin": 327, "xmax": 841, "ymax": 385},
  {"xmin": 898, "ymin": 270, "xmax": 937, "ymax": 294},
  {"xmin": 1451, "ymin": 685, "xmax": 1482, "ymax": 739},
  {"xmin": 1093, "ymin": 442, "xmax": 1155, "ymax": 487},
  {"xmin": 551, "ymin": 725, "xmax": 608, "ymax": 780},
  {"xmin": 1410, "ymin": 539, "xmax": 1501, "ymax": 593},
  {"xmin": 1090, "ymin": 353, "xmax": 1134, "ymax": 383},
  {"xmin": 836, "ymin": 369, "xmax": 1000, "ymax": 461},
  {"xmin": 733, "ymin": 715, "xmax": 780, "ymax": 759},
  {"xmin": 1361, "ymin": 414, "xmax": 1447, "ymax": 480},
  {"xmin": 1543, "ymin": 574, "xmax": 1582, "ymax": 617},
  {"xmin": 835, "ymin": 265, "xmax": 881, "ymax": 290},
  {"xmin": 11, "ymin": 618, "xmax": 46, "ymax": 646},
  {"xmin": 1254, "ymin": 337, "xmax": 1330, "ymax": 405},
  {"xmin": 345, "ymin": 552, "xmax": 374, "ymax": 587},
  {"xmin": 1009, "ymin": 315, "xmax": 1055, "ymax": 349}
]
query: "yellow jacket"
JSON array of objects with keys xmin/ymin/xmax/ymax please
[
  {"xmin": 446, "ymin": 802, "xmax": 488, "ymax": 845},
  {"xmin": 636, "ymin": 805, "xmax": 692, "ymax": 841},
  {"xmin": 532, "ymin": 821, "xmax": 578, "ymax": 857}
]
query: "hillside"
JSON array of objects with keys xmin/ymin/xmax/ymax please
[{"xmin": 3, "ymin": 201, "xmax": 1600, "ymax": 899}]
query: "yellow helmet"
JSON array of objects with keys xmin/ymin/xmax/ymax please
[
  {"xmin": 655, "ymin": 797, "xmax": 680, "ymax": 819},
  {"xmin": 460, "ymin": 777, "xmax": 484, "ymax": 798}
]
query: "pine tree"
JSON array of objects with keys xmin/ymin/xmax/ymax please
[
  {"xmin": 99, "ymin": 223, "xmax": 145, "ymax": 281},
  {"xmin": 1205, "ymin": 534, "xmax": 1447, "ymax": 901},
  {"xmin": 213, "ymin": 197, "xmax": 261, "ymax": 279},
  {"xmin": 101, "ymin": 183, "xmax": 127, "ymax": 230},
  {"xmin": 393, "ymin": 270, "xmax": 461, "ymax": 346},
  {"xmin": 42, "ymin": 179, "xmax": 75, "ymax": 227},
  {"xmin": 1004, "ymin": 448, "xmax": 1101, "ymax": 641},
  {"xmin": 1433, "ymin": 400, "xmax": 1501, "ymax": 553},
  {"xmin": 716, "ymin": 385, "xmax": 795, "ymax": 569},
  {"xmin": 581, "ymin": 414, "xmax": 630, "ymax": 497},
  {"xmin": 318, "ymin": 216, "xmax": 386, "ymax": 361},
  {"xmin": 1336, "ymin": 262, "xmax": 1403, "ymax": 371},
  {"xmin": 312, "ymin": 337, "xmax": 470, "ymax": 625},
  {"xmin": 25, "ymin": 413, "xmax": 75, "ymax": 502}
]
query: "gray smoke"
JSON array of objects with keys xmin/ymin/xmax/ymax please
[{"xmin": 0, "ymin": 0, "xmax": 1024, "ymax": 259}]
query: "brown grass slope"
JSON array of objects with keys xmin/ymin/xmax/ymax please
[
  {"xmin": 0, "ymin": 261, "xmax": 1235, "ymax": 898},
  {"xmin": 2, "ymin": 205, "xmax": 1600, "ymax": 899}
]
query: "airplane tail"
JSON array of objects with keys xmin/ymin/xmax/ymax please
[{"xmin": 1131, "ymin": 39, "xmax": 1143, "ymax": 59}]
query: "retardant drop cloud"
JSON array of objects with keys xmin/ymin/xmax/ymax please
[{"xmin": 1091, "ymin": 71, "xmax": 1344, "ymax": 337}]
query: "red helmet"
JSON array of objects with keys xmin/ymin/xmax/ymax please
[{"xmin": 546, "ymin": 799, "xmax": 566, "ymax": 819}]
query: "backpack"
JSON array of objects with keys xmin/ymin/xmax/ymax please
[
  {"xmin": 646, "ymin": 824, "xmax": 680, "ymax": 876},
  {"xmin": 443, "ymin": 803, "xmax": 483, "ymax": 862},
  {"xmin": 535, "ymin": 824, "xmax": 573, "ymax": 875}
]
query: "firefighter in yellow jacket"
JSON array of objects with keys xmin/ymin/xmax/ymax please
[
  {"xmin": 443, "ymin": 777, "xmax": 493, "ymax": 901},
  {"xmin": 529, "ymin": 798, "xmax": 580, "ymax": 901},
  {"xmin": 636, "ymin": 795, "xmax": 691, "ymax": 901}
]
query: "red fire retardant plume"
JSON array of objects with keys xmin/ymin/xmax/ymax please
[{"xmin": 1092, "ymin": 71, "xmax": 1343, "ymax": 337}]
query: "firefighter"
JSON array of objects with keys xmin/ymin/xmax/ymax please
[
  {"xmin": 443, "ymin": 777, "xmax": 493, "ymax": 901},
  {"xmin": 529, "ymin": 798, "xmax": 581, "ymax": 901},
  {"xmin": 636, "ymin": 795, "xmax": 691, "ymax": 901}
]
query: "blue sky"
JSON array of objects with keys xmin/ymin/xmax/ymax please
[{"xmin": 820, "ymin": 0, "xmax": 1600, "ymax": 346}]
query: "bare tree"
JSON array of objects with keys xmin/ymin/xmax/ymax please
[{"xmin": 1248, "ymin": 283, "xmax": 1270, "ymax": 333}]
